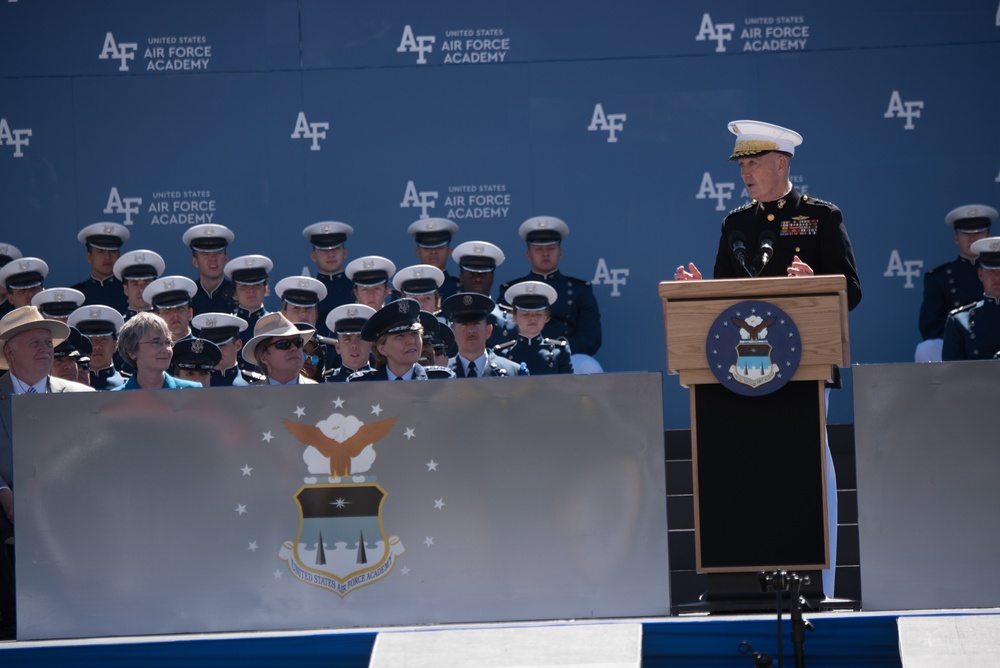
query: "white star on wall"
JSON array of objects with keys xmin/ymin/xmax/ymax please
[
  {"xmin": 404, "ymin": 428, "xmax": 416, "ymax": 439},
  {"xmin": 426, "ymin": 460, "xmax": 438, "ymax": 471},
  {"xmin": 332, "ymin": 397, "xmax": 345, "ymax": 408},
  {"xmin": 434, "ymin": 499, "xmax": 445, "ymax": 510},
  {"xmin": 294, "ymin": 406, "xmax": 306, "ymax": 417},
  {"xmin": 241, "ymin": 464, "xmax": 253, "ymax": 477},
  {"xmin": 273, "ymin": 569, "xmax": 283, "ymax": 579},
  {"xmin": 236, "ymin": 504, "xmax": 247, "ymax": 515},
  {"xmin": 248, "ymin": 541, "xmax": 259, "ymax": 552},
  {"xmin": 371, "ymin": 404, "xmax": 383, "ymax": 416},
  {"xmin": 401, "ymin": 566, "xmax": 411, "ymax": 576},
  {"xmin": 262, "ymin": 431, "xmax": 274, "ymax": 443},
  {"xmin": 423, "ymin": 537, "xmax": 434, "ymax": 547}
]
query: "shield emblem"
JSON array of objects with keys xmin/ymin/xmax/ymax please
[{"xmin": 731, "ymin": 341, "xmax": 776, "ymax": 388}]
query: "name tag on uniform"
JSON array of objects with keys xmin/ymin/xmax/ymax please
[{"xmin": 781, "ymin": 216, "xmax": 818, "ymax": 236}]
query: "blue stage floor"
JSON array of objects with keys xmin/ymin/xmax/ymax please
[{"xmin": 4, "ymin": 609, "xmax": 974, "ymax": 667}]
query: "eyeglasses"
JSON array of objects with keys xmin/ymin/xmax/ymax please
[
  {"xmin": 268, "ymin": 336, "xmax": 304, "ymax": 351},
  {"xmin": 302, "ymin": 353, "xmax": 321, "ymax": 366},
  {"xmin": 138, "ymin": 338, "xmax": 172, "ymax": 348}
]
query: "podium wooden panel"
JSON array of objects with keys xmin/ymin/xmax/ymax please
[{"xmin": 659, "ymin": 276, "xmax": 849, "ymax": 576}]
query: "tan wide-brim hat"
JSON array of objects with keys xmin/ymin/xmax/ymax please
[
  {"xmin": 241, "ymin": 312, "xmax": 314, "ymax": 367},
  {"xmin": 0, "ymin": 305, "xmax": 71, "ymax": 370}
]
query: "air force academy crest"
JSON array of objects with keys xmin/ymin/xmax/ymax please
[
  {"xmin": 278, "ymin": 412, "xmax": 405, "ymax": 596},
  {"xmin": 706, "ymin": 300, "xmax": 801, "ymax": 396}
]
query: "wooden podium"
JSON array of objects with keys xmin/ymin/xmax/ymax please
[{"xmin": 658, "ymin": 276, "xmax": 849, "ymax": 582}]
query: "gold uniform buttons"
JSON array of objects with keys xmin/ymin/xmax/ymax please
[{"xmin": 767, "ymin": 214, "xmax": 775, "ymax": 221}]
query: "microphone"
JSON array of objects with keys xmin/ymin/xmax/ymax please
[
  {"xmin": 728, "ymin": 231, "xmax": 751, "ymax": 276},
  {"xmin": 753, "ymin": 230, "xmax": 776, "ymax": 276}
]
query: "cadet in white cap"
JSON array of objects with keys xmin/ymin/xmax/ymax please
[
  {"xmin": 916, "ymin": 204, "xmax": 997, "ymax": 363},
  {"xmin": 302, "ymin": 221, "xmax": 354, "ymax": 333},
  {"xmin": 224, "ymin": 254, "xmax": 274, "ymax": 346},
  {"xmin": 276, "ymin": 275, "xmax": 327, "ymax": 328},
  {"xmin": 942, "ymin": 236, "xmax": 1000, "ymax": 361},
  {"xmin": 346, "ymin": 256, "xmax": 396, "ymax": 311},
  {"xmin": 674, "ymin": 120, "xmax": 862, "ymax": 311},
  {"xmin": 392, "ymin": 264, "xmax": 445, "ymax": 314},
  {"xmin": 113, "ymin": 249, "xmax": 166, "ymax": 320},
  {"xmin": 72, "ymin": 222, "xmax": 130, "ymax": 313},
  {"xmin": 451, "ymin": 241, "xmax": 513, "ymax": 350},
  {"xmin": 407, "ymin": 218, "xmax": 461, "ymax": 299},
  {"xmin": 68, "ymin": 305, "xmax": 127, "ymax": 390},
  {"xmin": 0, "ymin": 243, "xmax": 22, "ymax": 319},
  {"xmin": 493, "ymin": 281, "xmax": 573, "ymax": 375},
  {"xmin": 144, "ymin": 276, "xmax": 198, "ymax": 343},
  {"xmin": 183, "ymin": 223, "xmax": 236, "ymax": 316},
  {"xmin": 190, "ymin": 312, "xmax": 262, "ymax": 386},
  {"xmin": 498, "ymin": 217, "xmax": 603, "ymax": 373},
  {"xmin": 0, "ymin": 257, "xmax": 49, "ymax": 313},
  {"xmin": 324, "ymin": 304, "xmax": 376, "ymax": 382},
  {"xmin": 31, "ymin": 287, "xmax": 85, "ymax": 322}
]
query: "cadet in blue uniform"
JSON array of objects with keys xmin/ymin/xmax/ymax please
[
  {"xmin": 451, "ymin": 241, "xmax": 513, "ymax": 351},
  {"xmin": 499, "ymin": 216, "xmax": 603, "ymax": 373},
  {"xmin": 942, "ymin": 237, "xmax": 1000, "ymax": 361},
  {"xmin": 72, "ymin": 223, "xmax": 129, "ymax": 313},
  {"xmin": 676, "ymin": 120, "xmax": 862, "ymax": 312},
  {"xmin": 348, "ymin": 299, "xmax": 449, "ymax": 381},
  {"xmin": 408, "ymin": 218, "xmax": 461, "ymax": 300},
  {"xmin": 916, "ymin": 205, "xmax": 995, "ymax": 362},
  {"xmin": 224, "ymin": 254, "xmax": 273, "ymax": 348},
  {"xmin": 31, "ymin": 287, "xmax": 84, "ymax": 322},
  {"xmin": 113, "ymin": 250, "xmax": 165, "ymax": 321},
  {"xmin": 169, "ymin": 337, "xmax": 222, "ymax": 388},
  {"xmin": 67, "ymin": 305, "xmax": 127, "ymax": 390},
  {"xmin": 303, "ymin": 221, "xmax": 354, "ymax": 336},
  {"xmin": 190, "ymin": 312, "xmax": 262, "ymax": 386},
  {"xmin": 144, "ymin": 276, "xmax": 198, "ymax": 343},
  {"xmin": 441, "ymin": 292, "xmax": 525, "ymax": 378},
  {"xmin": 0, "ymin": 257, "xmax": 48, "ymax": 314},
  {"xmin": 183, "ymin": 224, "xmax": 236, "ymax": 317},
  {"xmin": 346, "ymin": 256, "xmax": 396, "ymax": 312},
  {"xmin": 493, "ymin": 281, "xmax": 573, "ymax": 375},
  {"xmin": 393, "ymin": 264, "xmax": 445, "ymax": 315},
  {"xmin": 0, "ymin": 243, "xmax": 22, "ymax": 320},
  {"xmin": 324, "ymin": 304, "xmax": 376, "ymax": 383}
]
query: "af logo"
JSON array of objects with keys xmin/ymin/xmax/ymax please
[
  {"xmin": 104, "ymin": 187, "xmax": 142, "ymax": 226},
  {"xmin": 884, "ymin": 90, "xmax": 924, "ymax": 130},
  {"xmin": 695, "ymin": 13, "xmax": 735, "ymax": 53},
  {"xmin": 883, "ymin": 250, "xmax": 923, "ymax": 289},
  {"xmin": 98, "ymin": 32, "xmax": 138, "ymax": 71},
  {"xmin": 695, "ymin": 172, "xmax": 736, "ymax": 211},
  {"xmin": 277, "ymin": 412, "xmax": 405, "ymax": 596},
  {"xmin": 400, "ymin": 180, "xmax": 439, "ymax": 218},
  {"xmin": 0, "ymin": 118, "xmax": 32, "ymax": 158},
  {"xmin": 291, "ymin": 112, "xmax": 330, "ymax": 151},
  {"xmin": 587, "ymin": 104, "xmax": 627, "ymax": 143},
  {"xmin": 592, "ymin": 259, "xmax": 629, "ymax": 297},
  {"xmin": 707, "ymin": 300, "xmax": 801, "ymax": 397},
  {"xmin": 397, "ymin": 25, "xmax": 436, "ymax": 64}
]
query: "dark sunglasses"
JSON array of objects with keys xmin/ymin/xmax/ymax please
[
  {"xmin": 302, "ymin": 353, "xmax": 321, "ymax": 366},
  {"xmin": 268, "ymin": 336, "xmax": 304, "ymax": 351}
]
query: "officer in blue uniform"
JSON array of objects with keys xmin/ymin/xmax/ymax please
[
  {"xmin": 190, "ymin": 312, "xmax": 262, "ymax": 386},
  {"xmin": 942, "ymin": 237, "xmax": 1000, "ymax": 361},
  {"xmin": 72, "ymin": 222, "xmax": 130, "ymax": 313},
  {"xmin": 113, "ymin": 249, "xmax": 165, "ymax": 321},
  {"xmin": 0, "ymin": 243, "xmax": 22, "ymax": 320},
  {"xmin": 224, "ymin": 254, "xmax": 273, "ymax": 349},
  {"xmin": 324, "ymin": 303, "xmax": 376, "ymax": 382},
  {"xmin": 31, "ymin": 287, "xmax": 85, "ymax": 322},
  {"xmin": 408, "ymin": 218, "xmax": 461, "ymax": 299},
  {"xmin": 493, "ymin": 281, "xmax": 573, "ymax": 375},
  {"xmin": 169, "ymin": 337, "xmax": 222, "ymax": 388},
  {"xmin": 183, "ymin": 224, "xmax": 236, "ymax": 317},
  {"xmin": 441, "ymin": 292, "xmax": 525, "ymax": 378},
  {"xmin": 349, "ymin": 299, "xmax": 450, "ymax": 381},
  {"xmin": 916, "ymin": 205, "xmax": 996, "ymax": 362},
  {"xmin": 499, "ymin": 216, "xmax": 603, "ymax": 373},
  {"xmin": 68, "ymin": 305, "xmax": 127, "ymax": 390},
  {"xmin": 303, "ymin": 221, "xmax": 355, "ymax": 336}
]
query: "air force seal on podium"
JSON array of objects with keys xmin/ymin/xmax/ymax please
[
  {"xmin": 706, "ymin": 300, "xmax": 801, "ymax": 396},
  {"xmin": 277, "ymin": 413, "xmax": 405, "ymax": 596}
]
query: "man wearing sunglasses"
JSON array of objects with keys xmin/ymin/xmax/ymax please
[{"xmin": 242, "ymin": 312, "xmax": 317, "ymax": 385}]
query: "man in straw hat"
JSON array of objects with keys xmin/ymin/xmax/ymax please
[
  {"xmin": 242, "ymin": 312, "xmax": 317, "ymax": 385},
  {"xmin": 0, "ymin": 306, "xmax": 94, "ymax": 638}
]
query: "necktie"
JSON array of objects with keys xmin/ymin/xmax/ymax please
[
  {"xmin": 25, "ymin": 386, "xmax": 37, "ymax": 394},
  {"xmin": 467, "ymin": 361, "xmax": 477, "ymax": 378},
  {"xmin": 395, "ymin": 376, "xmax": 404, "ymax": 381}
]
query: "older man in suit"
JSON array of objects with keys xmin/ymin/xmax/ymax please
[{"xmin": 0, "ymin": 306, "xmax": 94, "ymax": 638}]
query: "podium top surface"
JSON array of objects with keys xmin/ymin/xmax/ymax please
[{"xmin": 658, "ymin": 275, "xmax": 847, "ymax": 302}]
